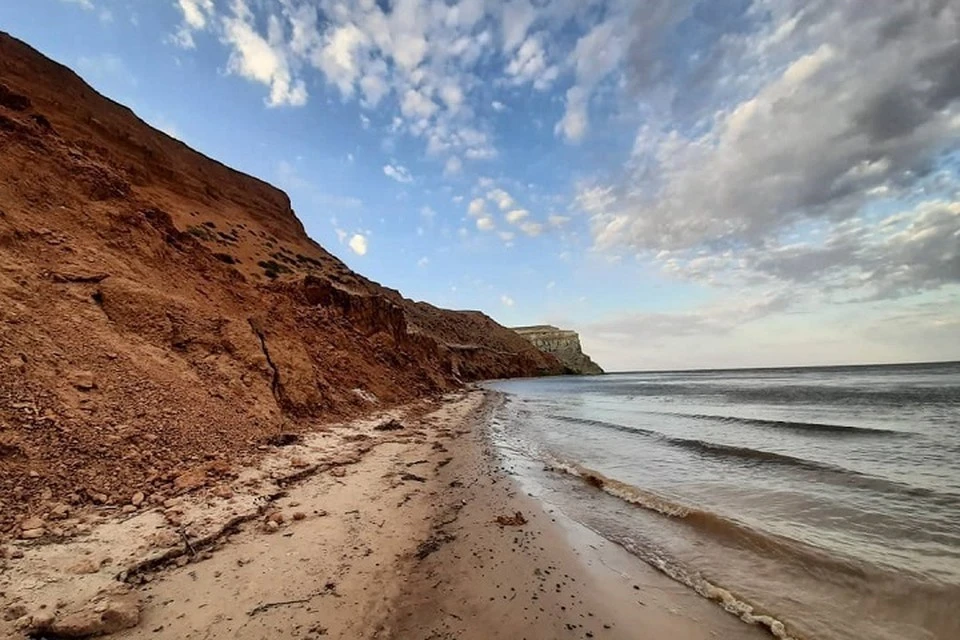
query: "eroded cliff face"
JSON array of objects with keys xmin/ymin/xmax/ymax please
[
  {"xmin": 512, "ymin": 326, "xmax": 604, "ymax": 375},
  {"xmin": 0, "ymin": 32, "xmax": 563, "ymax": 532}
]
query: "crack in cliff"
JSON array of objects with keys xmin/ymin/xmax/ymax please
[{"xmin": 249, "ymin": 318, "xmax": 281, "ymax": 404}]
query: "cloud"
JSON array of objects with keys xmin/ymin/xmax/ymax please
[
  {"xmin": 444, "ymin": 156, "xmax": 463, "ymax": 175},
  {"xmin": 383, "ymin": 163, "xmax": 413, "ymax": 183},
  {"xmin": 171, "ymin": 0, "xmax": 216, "ymax": 48},
  {"xmin": 348, "ymin": 233, "xmax": 368, "ymax": 255},
  {"xmin": 548, "ymin": 214, "xmax": 570, "ymax": 227},
  {"xmin": 555, "ymin": 87, "xmax": 588, "ymax": 142},
  {"xmin": 417, "ymin": 256, "xmax": 429, "ymax": 267},
  {"xmin": 591, "ymin": 1, "xmax": 960, "ymax": 251},
  {"xmin": 178, "ymin": 0, "xmax": 213, "ymax": 29},
  {"xmin": 221, "ymin": 2, "xmax": 307, "ymax": 107},
  {"xmin": 505, "ymin": 209, "xmax": 529, "ymax": 224},
  {"xmin": 487, "ymin": 188, "xmax": 515, "ymax": 211},
  {"xmin": 568, "ymin": 0, "xmax": 960, "ymax": 318},
  {"xmin": 467, "ymin": 198, "xmax": 486, "ymax": 217},
  {"xmin": 476, "ymin": 215, "xmax": 495, "ymax": 231},
  {"xmin": 60, "ymin": 0, "xmax": 93, "ymax": 9},
  {"xmin": 505, "ymin": 34, "xmax": 558, "ymax": 90},
  {"xmin": 419, "ymin": 205, "xmax": 436, "ymax": 219},
  {"xmin": 491, "ymin": 100, "xmax": 506, "ymax": 112},
  {"xmin": 555, "ymin": 16, "xmax": 628, "ymax": 143},
  {"xmin": 501, "ymin": 0, "xmax": 537, "ymax": 52},
  {"xmin": 519, "ymin": 221, "xmax": 544, "ymax": 237},
  {"xmin": 500, "ymin": 294, "xmax": 515, "ymax": 307}
]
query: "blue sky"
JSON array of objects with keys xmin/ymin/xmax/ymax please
[{"xmin": 3, "ymin": 0, "xmax": 959, "ymax": 370}]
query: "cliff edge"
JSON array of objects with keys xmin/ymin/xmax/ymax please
[
  {"xmin": 0, "ymin": 32, "xmax": 563, "ymax": 533},
  {"xmin": 512, "ymin": 326, "xmax": 604, "ymax": 375}
]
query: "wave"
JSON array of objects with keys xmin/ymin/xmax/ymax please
[
  {"xmin": 546, "ymin": 459, "xmax": 806, "ymax": 639},
  {"xmin": 548, "ymin": 414, "xmax": 959, "ymax": 502},
  {"xmin": 656, "ymin": 411, "xmax": 906, "ymax": 436}
]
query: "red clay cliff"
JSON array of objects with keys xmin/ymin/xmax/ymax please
[{"xmin": 0, "ymin": 32, "xmax": 562, "ymax": 534}]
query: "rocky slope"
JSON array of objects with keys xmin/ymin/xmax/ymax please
[
  {"xmin": 0, "ymin": 32, "xmax": 563, "ymax": 535},
  {"xmin": 512, "ymin": 326, "xmax": 604, "ymax": 375}
]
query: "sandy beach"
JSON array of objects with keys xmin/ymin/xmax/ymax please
[{"xmin": 1, "ymin": 389, "xmax": 768, "ymax": 639}]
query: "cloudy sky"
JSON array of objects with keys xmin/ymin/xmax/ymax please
[{"xmin": 4, "ymin": 0, "xmax": 959, "ymax": 370}]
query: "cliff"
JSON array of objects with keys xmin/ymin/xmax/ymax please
[
  {"xmin": 0, "ymin": 32, "xmax": 563, "ymax": 533},
  {"xmin": 512, "ymin": 326, "xmax": 604, "ymax": 375}
]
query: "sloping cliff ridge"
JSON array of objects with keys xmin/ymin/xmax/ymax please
[
  {"xmin": 512, "ymin": 326, "xmax": 604, "ymax": 375},
  {"xmin": 0, "ymin": 33, "xmax": 563, "ymax": 532}
]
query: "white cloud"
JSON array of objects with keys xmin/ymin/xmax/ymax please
[
  {"xmin": 221, "ymin": 4, "xmax": 307, "ymax": 107},
  {"xmin": 170, "ymin": 0, "xmax": 216, "ymax": 49},
  {"xmin": 315, "ymin": 23, "xmax": 369, "ymax": 98},
  {"xmin": 178, "ymin": 0, "xmax": 213, "ymax": 29},
  {"xmin": 498, "ymin": 230, "xmax": 516, "ymax": 242},
  {"xmin": 487, "ymin": 188, "xmax": 515, "ymax": 211},
  {"xmin": 491, "ymin": 100, "xmax": 506, "ymax": 112},
  {"xmin": 556, "ymin": 86, "xmax": 588, "ymax": 142},
  {"xmin": 505, "ymin": 209, "xmax": 529, "ymax": 224},
  {"xmin": 476, "ymin": 215, "xmax": 495, "ymax": 231},
  {"xmin": 500, "ymin": 294, "xmax": 515, "ymax": 307},
  {"xmin": 501, "ymin": 0, "xmax": 536, "ymax": 52},
  {"xmin": 417, "ymin": 256, "xmax": 429, "ymax": 267},
  {"xmin": 383, "ymin": 163, "xmax": 413, "ymax": 183},
  {"xmin": 520, "ymin": 221, "xmax": 544, "ymax": 237},
  {"xmin": 467, "ymin": 197, "xmax": 486, "ymax": 217},
  {"xmin": 505, "ymin": 34, "xmax": 558, "ymax": 90},
  {"xmin": 420, "ymin": 205, "xmax": 436, "ymax": 219},
  {"xmin": 60, "ymin": 0, "xmax": 93, "ymax": 9},
  {"xmin": 444, "ymin": 156, "xmax": 463, "ymax": 176},
  {"xmin": 548, "ymin": 214, "xmax": 571, "ymax": 227},
  {"xmin": 400, "ymin": 88, "xmax": 439, "ymax": 119},
  {"xmin": 348, "ymin": 233, "xmax": 368, "ymax": 255}
]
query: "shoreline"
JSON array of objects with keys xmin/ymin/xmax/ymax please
[{"xmin": 1, "ymin": 389, "xmax": 768, "ymax": 639}]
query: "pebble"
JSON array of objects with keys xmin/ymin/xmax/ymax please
[
  {"xmin": 131, "ymin": 491, "xmax": 145, "ymax": 506},
  {"xmin": 21, "ymin": 517, "xmax": 45, "ymax": 530},
  {"xmin": 20, "ymin": 528, "xmax": 45, "ymax": 540}
]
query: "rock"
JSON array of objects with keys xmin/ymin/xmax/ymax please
[
  {"xmin": 511, "ymin": 325, "xmax": 604, "ymax": 374},
  {"xmin": 211, "ymin": 485, "xmax": 233, "ymax": 499},
  {"xmin": 51, "ymin": 504, "xmax": 71, "ymax": 518},
  {"xmin": 175, "ymin": 555, "xmax": 190, "ymax": 567},
  {"xmin": 91, "ymin": 492, "xmax": 108, "ymax": 504},
  {"xmin": 21, "ymin": 516, "xmax": 45, "ymax": 530},
  {"xmin": 27, "ymin": 611, "xmax": 55, "ymax": 631},
  {"xmin": 49, "ymin": 594, "xmax": 140, "ymax": 637},
  {"xmin": 292, "ymin": 511, "xmax": 306, "ymax": 521},
  {"xmin": 290, "ymin": 456, "xmax": 309, "ymax": 469},
  {"xmin": 265, "ymin": 520, "xmax": 279, "ymax": 533},
  {"xmin": 4, "ymin": 603, "xmax": 27, "ymax": 622},
  {"xmin": 130, "ymin": 491, "xmax": 145, "ymax": 506},
  {"xmin": 174, "ymin": 469, "xmax": 206, "ymax": 491},
  {"xmin": 69, "ymin": 559, "xmax": 100, "ymax": 574},
  {"xmin": 268, "ymin": 512, "xmax": 284, "ymax": 524},
  {"xmin": 9, "ymin": 547, "xmax": 24, "ymax": 559},
  {"xmin": 330, "ymin": 466, "xmax": 347, "ymax": 478},
  {"xmin": 21, "ymin": 528, "xmax": 45, "ymax": 539},
  {"xmin": 121, "ymin": 505, "xmax": 137, "ymax": 514},
  {"xmin": 72, "ymin": 370, "xmax": 97, "ymax": 391}
]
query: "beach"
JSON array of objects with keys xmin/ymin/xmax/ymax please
[{"xmin": 1, "ymin": 389, "xmax": 767, "ymax": 639}]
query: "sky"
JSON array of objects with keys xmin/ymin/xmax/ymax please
[{"xmin": 2, "ymin": 0, "xmax": 959, "ymax": 371}]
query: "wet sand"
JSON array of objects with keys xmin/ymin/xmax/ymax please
[{"xmin": 2, "ymin": 389, "xmax": 769, "ymax": 639}]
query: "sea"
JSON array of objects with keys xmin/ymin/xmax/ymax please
[{"xmin": 484, "ymin": 361, "xmax": 960, "ymax": 640}]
